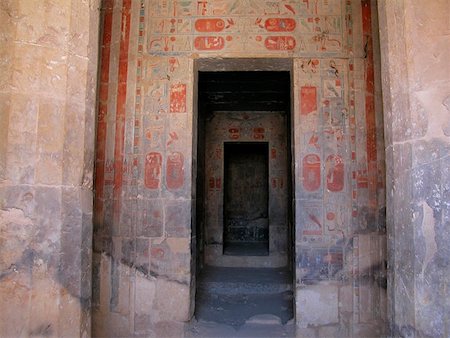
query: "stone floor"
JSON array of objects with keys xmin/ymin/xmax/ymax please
[
  {"xmin": 191, "ymin": 266, "xmax": 294, "ymax": 336},
  {"xmin": 223, "ymin": 242, "xmax": 269, "ymax": 256},
  {"xmin": 185, "ymin": 319, "xmax": 297, "ymax": 338}
]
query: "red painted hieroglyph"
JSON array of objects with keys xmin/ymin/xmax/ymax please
[
  {"xmin": 166, "ymin": 152, "xmax": 184, "ymax": 189},
  {"xmin": 300, "ymin": 86, "xmax": 317, "ymax": 115},
  {"xmin": 264, "ymin": 18, "xmax": 296, "ymax": 32},
  {"xmin": 253, "ymin": 127, "xmax": 265, "ymax": 140},
  {"xmin": 326, "ymin": 154, "xmax": 344, "ymax": 192},
  {"xmin": 170, "ymin": 83, "xmax": 186, "ymax": 113},
  {"xmin": 228, "ymin": 127, "xmax": 240, "ymax": 139},
  {"xmin": 145, "ymin": 152, "xmax": 162, "ymax": 189},
  {"xmin": 194, "ymin": 36, "xmax": 225, "ymax": 50},
  {"xmin": 302, "ymin": 154, "xmax": 321, "ymax": 192},
  {"xmin": 264, "ymin": 36, "xmax": 296, "ymax": 50},
  {"xmin": 303, "ymin": 204, "xmax": 323, "ymax": 236},
  {"xmin": 195, "ymin": 18, "xmax": 225, "ymax": 32},
  {"xmin": 271, "ymin": 148, "xmax": 277, "ymax": 159}
]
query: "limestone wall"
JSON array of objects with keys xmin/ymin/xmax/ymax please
[
  {"xmin": 0, "ymin": 0, "xmax": 100, "ymax": 336},
  {"xmin": 92, "ymin": 0, "xmax": 387, "ymax": 336},
  {"xmin": 379, "ymin": 0, "xmax": 450, "ymax": 336}
]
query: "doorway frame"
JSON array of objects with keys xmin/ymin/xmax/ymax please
[{"xmin": 191, "ymin": 58, "xmax": 297, "ymax": 319}]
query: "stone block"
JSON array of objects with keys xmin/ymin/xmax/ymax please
[
  {"xmin": 0, "ymin": 94, "xmax": 9, "ymax": 178},
  {"xmin": 35, "ymin": 151, "xmax": 63, "ymax": 185},
  {"xmin": 58, "ymin": 288, "xmax": 83, "ymax": 338},
  {"xmin": 6, "ymin": 144, "xmax": 37, "ymax": 184},
  {"xmin": 37, "ymin": 98, "xmax": 65, "ymax": 147},
  {"xmin": 66, "ymin": 54, "xmax": 89, "ymax": 104},
  {"xmin": 134, "ymin": 314, "xmax": 153, "ymax": 334},
  {"xmin": 121, "ymin": 238, "xmax": 134, "ymax": 266},
  {"xmin": 104, "ymin": 311, "xmax": 131, "ymax": 338},
  {"xmin": 68, "ymin": 0, "xmax": 93, "ymax": 57},
  {"xmin": 269, "ymin": 197, "xmax": 288, "ymax": 224},
  {"xmin": 269, "ymin": 225, "xmax": 288, "ymax": 253},
  {"xmin": 154, "ymin": 320, "xmax": 186, "ymax": 338},
  {"xmin": 294, "ymin": 327, "xmax": 317, "ymax": 337},
  {"xmin": 109, "ymin": 258, "xmax": 131, "ymax": 316},
  {"xmin": 119, "ymin": 199, "xmax": 136, "ymax": 237},
  {"xmin": 164, "ymin": 198, "xmax": 191, "ymax": 237},
  {"xmin": 412, "ymin": 139, "xmax": 440, "ymax": 168},
  {"xmin": 339, "ymin": 284, "xmax": 353, "ymax": 314},
  {"xmin": 59, "ymin": 188, "xmax": 84, "ymax": 290},
  {"xmin": 166, "ymin": 237, "xmax": 190, "ymax": 255},
  {"xmin": 11, "ymin": 44, "xmax": 42, "ymax": 93},
  {"xmin": 296, "ymin": 283, "xmax": 339, "ymax": 327},
  {"xmin": 59, "ymin": 230, "xmax": 82, "ymax": 299},
  {"xmin": 150, "ymin": 238, "xmax": 191, "ymax": 278},
  {"xmin": 318, "ymin": 325, "xmax": 343, "ymax": 338},
  {"xmin": 8, "ymin": 94, "xmax": 39, "ymax": 141},
  {"xmin": 92, "ymin": 253, "xmax": 101, "ymax": 308},
  {"xmin": 0, "ymin": 207, "xmax": 34, "ymax": 270},
  {"xmin": 353, "ymin": 323, "xmax": 385, "ymax": 338},
  {"xmin": 39, "ymin": 47, "xmax": 68, "ymax": 99},
  {"xmin": 359, "ymin": 284, "xmax": 376, "ymax": 323},
  {"xmin": 29, "ymin": 270, "xmax": 61, "ymax": 337},
  {"xmin": 297, "ymin": 246, "xmax": 343, "ymax": 282},
  {"xmin": 34, "ymin": 187, "xmax": 62, "ymax": 253},
  {"xmin": 154, "ymin": 278, "xmax": 191, "ymax": 322},
  {"xmin": 137, "ymin": 199, "xmax": 164, "ymax": 237},
  {"xmin": 0, "ymin": 271, "xmax": 31, "ymax": 337},
  {"xmin": 63, "ymin": 102, "xmax": 85, "ymax": 185},
  {"xmin": 99, "ymin": 254, "xmax": 112, "ymax": 312},
  {"xmin": 412, "ymin": 157, "xmax": 441, "ymax": 200},
  {"xmin": 393, "ymin": 142, "xmax": 412, "ymax": 172},
  {"xmin": 134, "ymin": 273, "xmax": 156, "ymax": 333},
  {"xmin": 135, "ymin": 238, "xmax": 150, "ymax": 275}
]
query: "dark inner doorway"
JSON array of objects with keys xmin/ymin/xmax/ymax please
[{"xmin": 224, "ymin": 142, "xmax": 269, "ymax": 256}]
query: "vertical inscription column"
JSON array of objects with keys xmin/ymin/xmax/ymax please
[{"xmin": 294, "ymin": 57, "xmax": 351, "ymax": 329}]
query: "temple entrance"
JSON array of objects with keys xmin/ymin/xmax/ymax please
[{"xmin": 194, "ymin": 65, "xmax": 294, "ymax": 327}]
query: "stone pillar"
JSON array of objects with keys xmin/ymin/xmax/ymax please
[
  {"xmin": 0, "ymin": 1, "xmax": 100, "ymax": 336},
  {"xmin": 378, "ymin": 0, "xmax": 450, "ymax": 336}
]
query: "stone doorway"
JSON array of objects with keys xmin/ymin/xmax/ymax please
[
  {"xmin": 223, "ymin": 142, "xmax": 269, "ymax": 256},
  {"xmin": 193, "ymin": 64, "xmax": 294, "ymax": 327}
]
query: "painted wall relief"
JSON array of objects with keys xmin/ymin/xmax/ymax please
[
  {"xmin": 166, "ymin": 151, "xmax": 184, "ymax": 189},
  {"xmin": 145, "ymin": 152, "xmax": 162, "ymax": 189},
  {"xmin": 147, "ymin": 0, "xmax": 346, "ymax": 55},
  {"xmin": 326, "ymin": 154, "xmax": 344, "ymax": 192},
  {"xmin": 170, "ymin": 83, "xmax": 187, "ymax": 112},
  {"xmin": 302, "ymin": 154, "xmax": 321, "ymax": 192}
]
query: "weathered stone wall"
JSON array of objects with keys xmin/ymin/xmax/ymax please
[
  {"xmin": 92, "ymin": 0, "xmax": 387, "ymax": 336},
  {"xmin": 0, "ymin": 0, "xmax": 100, "ymax": 336},
  {"xmin": 378, "ymin": 0, "xmax": 450, "ymax": 336}
]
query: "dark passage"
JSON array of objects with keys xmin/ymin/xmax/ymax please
[{"xmin": 224, "ymin": 142, "xmax": 269, "ymax": 256}]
